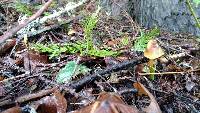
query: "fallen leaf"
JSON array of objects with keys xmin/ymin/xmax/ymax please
[
  {"xmin": 0, "ymin": 76, "xmax": 4, "ymax": 81},
  {"xmin": 22, "ymin": 51, "xmax": 48, "ymax": 73},
  {"xmin": 105, "ymin": 39, "xmax": 120, "ymax": 48},
  {"xmin": 133, "ymin": 82, "xmax": 162, "ymax": 113},
  {"xmin": 56, "ymin": 61, "xmax": 90, "ymax": 83},
  {"xmin": 1, "ymin": 106, "xmax": 21, "ymax": 113},
  {"xmin": 73, "ymin": 92, "xmax": 140, "ymax": 113},
  {"xmin": 35, "ymin": 90, "xmax": 67, "ymax": 113},
  {"xmin": 135, "ymin": 64, "xmax": 144, "ymax": 78},
  {"xmin": 0, "ymin": 39, "xmax": 16, "ymax": 56}
]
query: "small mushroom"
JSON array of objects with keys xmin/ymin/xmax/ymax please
[
  {"xmin": 144, "ymin": 39, "xmax": 164, "ymax": 80},
  {"xmin": 68, "ymin": 29, "xmax": 77, "ymax": 36}
]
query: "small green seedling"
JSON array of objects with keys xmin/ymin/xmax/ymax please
[
  {"xmin": 134, "ymin": 28, "xmax": 160, "ymax": 51},
  {"xmin": 56, "ymin": 61, "xmax": 90, "ymax": 83},
  {"xmin": 81, "ymin": 7, "xmax": 100, "ymax": 53}
]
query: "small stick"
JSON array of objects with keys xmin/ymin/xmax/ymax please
[
  {"xmin": 138, "ymin": 69, "xmax": 200, "ymax": 76},
  {"xmin": 15, "ymin": 87, "xmax": 56, "ymax": 103},
  {"xmin": 0, "ymin": 0, "xmax": 53, "ymax": 45},
  {"xmin": 0, "ymin": 74, "xmax": 38, "ymax": 84},
  {"xmin": 0, "ymin": 87, "xmax": 56, "ymax": 107},
  {"xmin": 70, "ymin": 57, "xmax": 149, "ymax": 91}
]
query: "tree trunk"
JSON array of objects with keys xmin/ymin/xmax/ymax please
[{"xmin": 100, "ymin": 0, "xmax": 200, "ymax": 35}]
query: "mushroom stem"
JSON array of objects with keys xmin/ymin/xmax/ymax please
[
  {"xmin": 148, "ymin": 59, "xmax": 155, "ymax": 80},
  {"xmin": 144, "ymin": 39, "xmax": 164, "ymax": 80}
]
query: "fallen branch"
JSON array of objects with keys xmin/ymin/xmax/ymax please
[
  {"xmin": 16, "ymin": 0, "xmax": 87, "ymax": 38},
  {"xmin": 0, "ymin": 87, "xmax": 56, "ymax": 107},
  {"xmin": 70, "ymin": 49, "xmax": 200, "ymax": 91},
  {"xmin": 24, "ymin": 15, "xmax": 83, "ymax": 38},
  {"xmin": 70, "ymin": 57, "xmax": 149, "ymax": 91},
  {"xmin": 0, "ymin": 74, "xmax": 38, "ymax": 84},
  {"xmin": 0, "ymin": 0, "xmax": 53, "ymax": 45},
  {"xmin": 15, "ymin": 87, "xmax": 57, "ymax": 103}
]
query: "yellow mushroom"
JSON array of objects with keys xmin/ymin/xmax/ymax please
[{"xmin": 144, "ymin": 39, "xmax": 164, "ymax": 80}]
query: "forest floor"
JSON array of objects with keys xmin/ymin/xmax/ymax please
[{"xmin": 0, "ymin": 0, "xmax": 200, "ymax": 113}]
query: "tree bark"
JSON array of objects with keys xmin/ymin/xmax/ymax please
[{"xmin": 100, "ymin": 0, "xmax": 200, "ymax": 35}]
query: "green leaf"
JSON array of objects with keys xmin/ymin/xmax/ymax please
[
  {"xmin": 193, "ymin": 0, "xmax": 200, "ymax": 6},
  {"xmin": 56, "ymin": 61, "xmax": 90, "ymax": 83},
  {"xmin": 134, "ymin": 30, "xmax": 150, "ymax": 51},
  {"xmin": 134, "ymin": 28, "xmax": 160, "ymax": 51}
]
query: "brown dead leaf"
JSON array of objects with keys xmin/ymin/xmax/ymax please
[
  {"xmin": 105, "ymin": 39, "xmax": 120, "ymax": 48},
  {"xmin": 35, "ymin": 90, "xmax": 67, "ymax": 113},
  {"xmin": 23, "ymin": 51, "xmax": 48, "ymax": 73},
  {"xmin": 135, "ymin": 64, "xmax": 144, "ymax": 79},
  {"xmin": 0, "ymin": 39, "xmax": 16, "ymax": 56},
  {"xmin": 0, "ymin": 76, "xmax": 4, "ymax": 81},
  {"xmin": 1, "ymin": 106, "xmax": 21, "ymax": 113},
  {"xmin": 73, "ymin": 92, "xmax": 140, "ymax": 113},
  {"xmin": 133, "ymin": 82, "xmax": 162, "ymax": 113}
]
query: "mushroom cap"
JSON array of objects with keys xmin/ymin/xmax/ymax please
[
  {"xmin": 68, "ymin": 29, "xmax": 76, "ymax": 36},
  {"xmin": 144, "ymin": 39, "xmax": 164, "ymax": 59}
]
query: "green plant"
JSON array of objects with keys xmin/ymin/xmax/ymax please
[
  {"xmin": 32, "ymin": 43, "xmax": 63, "ymax": 59},
  {"xmin": 32, "ymin": 6, "xmax": 119, "ymax": 58},
  {"xmin": 134, "ymin": 28, "xmax": 160, "ymax": 51},
  {"xmin": 87, "ymin": 48, "xmax": 119, "ymax": 57},
  {"xmin": 186, "ymin": 0, "xmax": 200, "ymax": 29},
  {"xmin": 31, "ymin": 41, "xmax": 119, "ymax": 59},
  {"xmin": 193, "ymin": 0, "xmax": 200, "ymax": 6},
  {"xmin": 121, "ymin": 36, "xmax": 129, "ymax": 46},
  {"xmin": 31, "ymin": 43, "xmax": 80, "ymax": 59},
  {"xmin": 15, "ymin": 1, "xmax": 33, "ymax": 16},
  {"xmin": 56, "ymin": 61, "xmax": 90, "ymax": 83},
  {"xmin": 82, "ymin": 13, "xmax": 98, "ymax": 52}
]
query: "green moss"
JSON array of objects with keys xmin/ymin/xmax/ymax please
[
  {"xmin": 14, "ymin": 0, "xmax": 56, "ymax": 16},
  {"xmin": 15, "ymin": 1, "xmax": 33, "ymax": 16}
]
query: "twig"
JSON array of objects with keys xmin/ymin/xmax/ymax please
[
  {"xmin": 0, "ymin": 0, "xmax": 53, "ymax": 45},
  {"xmin": 0, "ymin": 74, "xmax": 37, "ymax": 84},
  {"xmin": 70, "ymin": 57, "xmax": 149, "ymax": 91},
  {"xmin": 118, "ymin": 88, "xmax": 138, "ymax": 95},
  {"xmin": 0, "ymin": 87, "xmax": 57, "ymax": 107},
  {"xmin": 138, "ymin": 69, "xmax": 200, "ymax": 76},
  {"xmin": 15, "ymin": 87, "xmax": 56, "ymax": 103}
]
